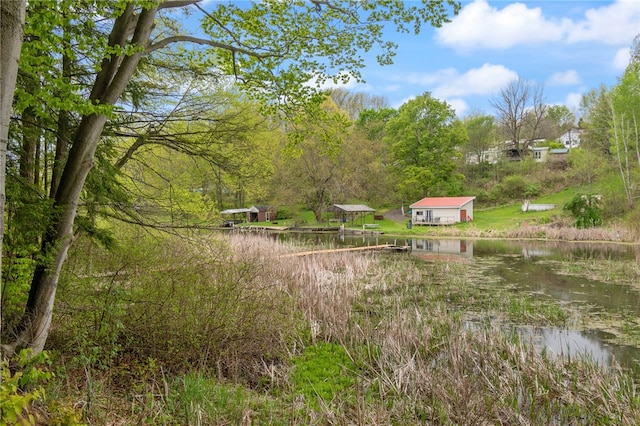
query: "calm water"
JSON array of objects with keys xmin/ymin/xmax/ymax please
[{"xmin": 275, "ymin": 232, "xmax": 640, "ymax": 373}]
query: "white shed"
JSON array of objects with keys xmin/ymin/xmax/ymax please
[{"xmin": 409, "ymin": 196, "xmax": 476, "ymax": 225}]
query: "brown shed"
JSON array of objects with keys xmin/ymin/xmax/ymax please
[{"xmin": 248, "ymin": 205, "xmax": 276, "ymax": 222}]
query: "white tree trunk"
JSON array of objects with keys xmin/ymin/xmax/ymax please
[
  {"xmin": 610, "ymin": 100, "xmax": 634, "ymax": 209},
  {"xmin": 0, "ymin": 0, "xmax": 26, "ymax": 355}
]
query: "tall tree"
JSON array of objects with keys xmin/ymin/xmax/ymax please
[
  {"xmin": 328, "ymin": 88, "xmax": 389, "ymax": 121},
  {"xmin": 0, "ymin": 0, "xmax": 26, "ymax": 343},
  {"xmin": 609, "ymin": 42, "xmax": 640, "ymax": 209},
  {"xmin": 273, "ymin": 97, "xmax": 351, "ymax": 221},
  {"xmin": 580, "ymin": 85, "xmax": 613, "ymax": 155},
  {"xmin": 462, "ymin": 113, "xmax": 496, "ymax": 166},
  {"xmin": 385, "ymin": 93, "xmax": 466, "ymax": 200},
  {"xmin": 342, "ymin": 127, "xmax": 394, "ymax": 206},
  {"xmin": 2, "ymin": 0, "xmax": 461, "ymax": 356},
  {"xmin": 491, "ymin": 78, "xmax": 546, "ymax": 158},
  {"xmin": 544, "ymin": 105, "xmax": 576, "ymax": 140},
  {"xmin": 357, "ymin": 107, "xmax": 398, "ymax": 141}
]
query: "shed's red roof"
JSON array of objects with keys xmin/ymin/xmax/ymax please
[{"xmin": 410, "ymin": 196, "xmax": 475, "ymax": 209}]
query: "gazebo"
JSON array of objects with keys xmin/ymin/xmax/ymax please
[
  {"xmin": 220, "ymin": 208, "xmax": 250, "ymax": 226},
  {"xmin": 326, "ymin": 204, "xmax": 376, "ymax": 225}
]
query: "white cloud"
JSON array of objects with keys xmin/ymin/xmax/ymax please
[
  {"xmin": 387, "ymin": 64, "xmax": 517, "ymax": 109},
  {"xmin": 393, "ymin": 95, "xmax": 416, "ymax": 109},
  {"xmin": 547, "ymin": 70, "xmax": 581, "ymax": 86},
  {"xmin": 445, "ymin": 98, "xmax": 469, "ymax": 117},
  {"xmin": 567, "ymin": 0, "xmax": 640, "ymax": 45},
  {"xmin": 437, "ymin": 0, "xmax": 640, "ymax": 50},
  {"xmin": 613, "ymin": 47, "xmax": 631, "ymax": 70},
  {"xmin": 432, "ymin": 63, "xmax": 518, "ymax": 98},
  {"xmin": 564, "ymin": 92, "xmax": 583, "ymax": 113},
  {"xmin": 403, "ymin": 68, "xmax": 458, "ymax": 86},
  {"xmin": 436, "ymin": 0, "xmax": 565, "ymax": 49}
]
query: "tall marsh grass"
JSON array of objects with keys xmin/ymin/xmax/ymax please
[{"xmin": 48, "ymin": 231, "xmax": 640, "ymax": 424}]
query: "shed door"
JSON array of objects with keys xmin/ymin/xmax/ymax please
[{"xmin": 460, "ymin": 209, "xmax": 467, "ymax": 222}]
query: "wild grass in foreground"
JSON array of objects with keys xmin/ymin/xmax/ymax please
[{"xmin": 21, "ymin": 231, "xmax": 640, "ymax": 424}]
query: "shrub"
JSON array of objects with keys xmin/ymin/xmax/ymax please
[
  {"xmin": 501, "ymin": 175, "xmax": 528, "ymax": 200},
  {"xmin": 564, "ymin": 193, "xmax": 603, "ymax": 228},
  {"xmin": 600, "ymin": 187, "xmax": 630, "ymax": 219},
  {"xmin": 473, "ymin": 189, "xmax": 491, "ymax": 205},
  {"xmin": 488, "ymin": 183, "xmax": 505, "ymax": 204},
  {"xmin": 125, "ymin": 238, "xmax": 298, "ymax": 378},
  {"xmin": 0, "ymin": 350, "xmax": 82, "ymax": 424},
  {"xmin": 540, "ymin": 170, "xmax": 569, "ymax": 193},
  {"xmin": 523, "ymin": 183, "xmax": 541, "ymax": 199},
  {"xmin": 625, "ymin": 205, "xmax": 640, "ymax": 234},
  {"xmin": 276, "ymin": 207, "xmax": 293, "ymax": 220},
  {"xmin": 55, "ymin": 230, "xmax": 302, "ymax": 384},
  {"xmin": 0, "ymin": 350, "xmax": 50, "ymax": 425}
]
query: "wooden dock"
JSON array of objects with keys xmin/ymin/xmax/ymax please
[{"xmin": 281, "ymin": 244, "xmax": 404, "ymax": 258}]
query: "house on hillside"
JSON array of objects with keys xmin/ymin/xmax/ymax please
[
  {"xmin": 557, "ymin": 128, "xmax": 582, "ymax": 148},
  {"xmin": 465, "ymin": 147, "xmax": 503, "ymax": 165},
  {"xmin": 530, "ymin": 146, "xmax": 550, "ymax": 163},
  {"xmin": 409, "ymin": 196, "xmax": 475, "ymax": 225},
  {"xmin": 505, "ymin": 139, "xmax": 546, "ymax": 161}
]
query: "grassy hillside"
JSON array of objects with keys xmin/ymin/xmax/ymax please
[{"xmin": 242, "ymin": 169, "xmax": 638, "ymax": 242}]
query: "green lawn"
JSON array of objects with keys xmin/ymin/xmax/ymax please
[{"xmin": 239, "ymin": 173, "xmax": 627, "ymax": 237}]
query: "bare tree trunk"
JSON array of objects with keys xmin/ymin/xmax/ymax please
[
  {"xmin": 523, "ymin": 84, "xmax": 547, "ymax": 153},
  {"xmin": 610, "ymin": 100, "xmax": 634, "ymax": 209},
  {"xmin": 20, "ymin": 104, "xmax": 40, "ymax": 185},
  {"xmin": 7, "ymin": 3, "xmax": 160, "ymax": 356},
  {"xmin": 215, "ymin": 167, "xmax": 224, "ymax": 210},
  {"xmin": 633, "ymin": 113, "xmax": 640, "ymax": 168},
  {"xmin": 50, "ymin": 49, "xmax": 72, "ymax": 198},
  {"xmin": 1, "ymin": 0, "xmax": 26, "ymax": 355}
]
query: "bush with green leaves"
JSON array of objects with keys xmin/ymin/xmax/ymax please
[
  {"xmin": 54, "ymin": 230, "xmax": 301, "ymax": 383},
  {"xmin": 488, "ymin": 183, "xmax": 505, "ymax": 204},
  {"xmin": 523, "ymin": 183, "xmax": 541, "ymax": 199},
  {"xmin": 1, "ymin": 350, "xmax": 83, "ymax": 424},
  {"xmin": 1, "ymin": 176, "xmax": 54, "ymax": 329},
  {"xmin": 564, "ymin": 193, "xmax": 603, "ymax": 228},
  {"xmin": 276, "ymin": 207, "xmax": 293, "ymax": 220},
  {"xmin": 501, "ymin": 175, "xmax": 528, "ymax": 200},
  {"xmin": 1, "ymin": 350, "xmax": 50, "ymax": 424}
]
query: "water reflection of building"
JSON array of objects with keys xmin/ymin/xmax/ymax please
[
  {"xmin": 410, "ymin": 239, "xmax": 473, "ymax": 259},
  {"xmin": 521, "ymin": 248, "xmax": 553, "ymax": 258}
]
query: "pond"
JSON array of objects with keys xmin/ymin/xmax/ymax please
[{"xmin": 275, "ymin": 232, "xmax": 640, "ymax": 374}]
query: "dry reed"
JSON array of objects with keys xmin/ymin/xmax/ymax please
[
  {"xmin": 53, "ymin": 231, "xmax": 640, "ymax": 424},
  {"xmin": 267, "ymin": 233, "xmax": 640, "ymax": 424}
]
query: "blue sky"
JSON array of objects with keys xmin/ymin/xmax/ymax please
[
  {"xmin": 189, "ymin": 1, "xmax": 640, "ymax": 119},
  {"xmin": 335, "ymin": 0, "xmax": 640, "ymax": 118}
]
